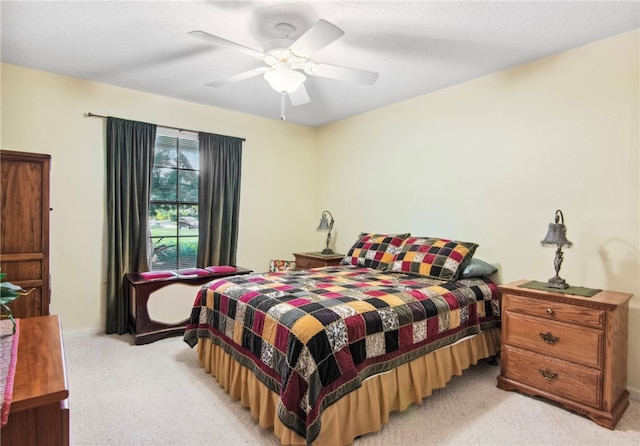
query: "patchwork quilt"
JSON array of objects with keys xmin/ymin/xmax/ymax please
[{"xmin": 184, "ymin": 266, "xmax": 501, "ymax": 444}]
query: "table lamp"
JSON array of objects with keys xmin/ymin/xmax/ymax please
[
  {"xmin": 317, "ymin": 211, "xmax": 334, "ymax": 254},
  {"xmin": 540, "ymin": 209, "xmax": 573, "ymax": 289}
]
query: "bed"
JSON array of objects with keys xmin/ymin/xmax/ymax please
[{"xmin": 184, "ymin": 233, "xmax": 501, "ymax": 445}]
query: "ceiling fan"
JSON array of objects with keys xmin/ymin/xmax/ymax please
[{"xmin": 188, "ymin": 19, "xmax": 379, "ymax": 119}]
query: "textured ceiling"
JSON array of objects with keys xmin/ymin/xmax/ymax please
[{"xmin": 2, "ymin": 1, "xmax": 638, "ymax": 127}]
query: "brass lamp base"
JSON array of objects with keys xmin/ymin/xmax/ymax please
[
  {"xmin": 546, "ymin": 275, "xmax": 569, "ymax": 289},
  {"xmin": 321, "ymin": 248, "xmax": 334, "ymax": 255},
  {"xmin": 546, "ymin": 245, "xmax": 569, "ymax": 289}
]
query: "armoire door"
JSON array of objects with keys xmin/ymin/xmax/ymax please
[{"xmin": 0, "ymin": 150, "xmax": 51, "ymax": 318}]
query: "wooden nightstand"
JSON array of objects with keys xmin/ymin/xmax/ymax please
[
  {"xmin": 497, "ymin": 280, "xmax": 632, "ymax": 429},
  {"xmin": 293, "ymin": 252, "xmax": 344, "ymax": 270}
]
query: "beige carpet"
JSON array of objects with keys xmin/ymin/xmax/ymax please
[{"xmin": 63, "ymin": 332, "xmax": 640, "ymax": 446}]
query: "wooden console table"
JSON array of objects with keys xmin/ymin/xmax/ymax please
[
  {"xmin": 1, "ymin": 315, "xmax": 69, "ymax": 446},
  {"xmin": 126, "ymin": 267, "xmax": 252, "ymax": 345}
]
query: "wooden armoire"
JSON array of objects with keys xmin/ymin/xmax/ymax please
[{"xmin": 0, "ymin": 150, "xmax": 51, "ymax": 317}]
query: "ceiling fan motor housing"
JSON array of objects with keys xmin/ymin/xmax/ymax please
[{"xmin": 263, "ymin": 39, "xmax": 306, "ymax": 67}]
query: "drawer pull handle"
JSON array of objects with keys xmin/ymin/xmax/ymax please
[
  {"xmin": 539, "ymin": 332, "xmax": 559, "ymax": 344},
  {"xmin": 538, "ymin": 369, "xmax": 558, "ymax": 381},
  {"xmin": 546, "ymin": 308, "xmax": 553, "ymax": 315}
]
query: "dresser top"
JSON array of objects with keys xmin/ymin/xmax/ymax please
[
  {"xmin": 500, "ymin": 279, "xmax": 633, "ymax": 308},
  {"xmin": 11, "ymin": 315, "xmax": 69, "ymax": 412}
]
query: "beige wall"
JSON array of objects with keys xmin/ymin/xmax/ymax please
[
  {"xmin": 316, "ymin": 30, "xmax": 640, "ymax": 393},
  {"xmin": 1, "ymin": 63, "xmax": 318, "ymax": 333},
  {"xmin": 2, "ymin": 29, "xmax": 638, "ymax": 394}
]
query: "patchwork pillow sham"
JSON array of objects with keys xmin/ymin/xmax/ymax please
[
  {"xmin": 390, "ymin": 237, "xmax": 478, "ymax": 281},
  {"xmin": 341, "ymin": 232, "xmax": 410, "ymax": 270}
]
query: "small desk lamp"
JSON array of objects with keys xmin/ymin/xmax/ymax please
[
  {"xmin": 540, "ymin": 209, "xmax": 573, "ymax": 289},
  {"xmin": 317, "ymin": 211, "xmax": 335, "ymax": 254}
]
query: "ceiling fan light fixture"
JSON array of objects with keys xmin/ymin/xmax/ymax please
[
  {"xmin": 191, "ymin": 18, "xmax": 379, "ymax": 120},
  {"xmin": 263, "ymin": 69, "xmax": 306, "ymax": 94}
]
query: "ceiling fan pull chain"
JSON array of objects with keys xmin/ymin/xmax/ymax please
[{"xmin": 280, "ymin": 93, "xmax": 286, "ymax": 121}]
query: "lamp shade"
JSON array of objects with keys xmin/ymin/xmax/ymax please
[
  {"xmin": 264, "ymin": 69, "xmax": 306, "ymax": 94},
  {"xmin": 317, "ymin": 216, "xmax": 331, "ymax": 231},
  {"xmin": 541, "ymin": 209, "xmax": 572, "ymax": 248}
]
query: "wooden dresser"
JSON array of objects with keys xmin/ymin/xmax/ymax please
[
  {"xmin": 1, "ymin": 315, "xmax": 69, "ymax": 445},
  {"xmin": 497, "ymin": 280, "xmax": 632, "ymax": 429},
  {"xmin": 293, "ymin": 252, "xmax": 344, "ymax": 270}
]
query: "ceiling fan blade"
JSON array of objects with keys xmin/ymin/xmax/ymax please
[
  {"xmin": 288, "ymin": 84, "xmax": 310, "ymax": 106},
  {"xmin": 205, "ymin": 67, "xmax": 269, "ymax": 87},
  {"xmin": 188, "ymin": 30, "xmax": 263, "ymax": 58},
  {"xmin": 289, "ymin": 19, "xmax": 345, "ymax": 58},
  {"xmin": 306, "ymin": 62, "xmax": 379, "ymax": 85}
]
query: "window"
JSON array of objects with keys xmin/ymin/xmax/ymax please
[{"xmin": 149, "ymin": 128, "xmax": 199, "ymax": 270}]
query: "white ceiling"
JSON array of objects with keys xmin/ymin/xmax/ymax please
[{"xmin": 2, "ymin": 1, "xmax": 638, "ymax": 127}]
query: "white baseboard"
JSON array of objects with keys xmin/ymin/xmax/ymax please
[{"xmin": 629, "ymin": 387, "xmax": 640, "ymax": 402}]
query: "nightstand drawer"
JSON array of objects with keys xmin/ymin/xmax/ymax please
[
  {"xmin": 293, "ymin": 252, "xmax": 344, "ymax": 270},
  {"xmin": 295, "ymin": 256, "xmax": 317, "ymax": 269},
  {"xmin": 504, "ymin": 312, "xmax": 602, "ymax": 368},
  {"xmin": 504, "ymin": 293, "xmax": 604, "ymax": 329},
  {"xmin": 503, "ymin": 347, "xmax": 602, "ymax": 408}
]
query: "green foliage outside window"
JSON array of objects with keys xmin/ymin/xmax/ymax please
[{"xmin": 149, "ymin": 133, "xmax": 200, "ymax": 270}]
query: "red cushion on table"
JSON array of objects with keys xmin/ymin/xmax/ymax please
[
  {"xmin": 139, "ymin": 271, "xmax": 177, "ymax": 280},
  {"xmin": 205, "ymin": 265, "xmax": 238, "ymax": 273},
  {"xmin": 176, "ymin": 268, "xmax": 210, "ymax": 277}
]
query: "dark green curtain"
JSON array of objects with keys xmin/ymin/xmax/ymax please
[
  {"xmin": 197, "ymin": 132, "xmax": 243, "ymax": 267},
  {"xmin": 106, "ymin": 117, "xmax": 156, "ymax": 334}
]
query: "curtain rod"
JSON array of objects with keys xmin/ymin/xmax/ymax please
[{"xmin": 86, "ymin": 113, "xmax": 246, "ymax": 142}]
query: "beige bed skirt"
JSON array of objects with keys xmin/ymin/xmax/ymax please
[{"xmin": 196, "ymin": 327, "xmax": 501, "ymax": 446}]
